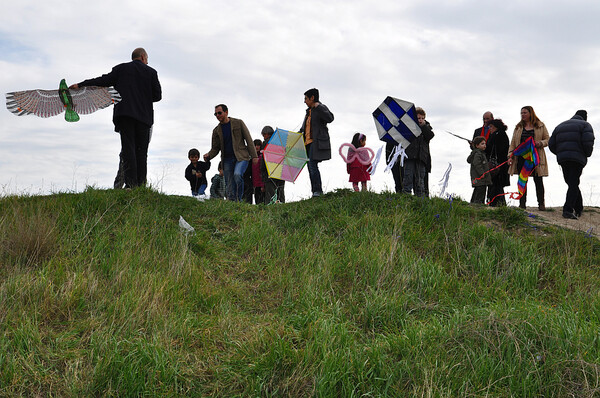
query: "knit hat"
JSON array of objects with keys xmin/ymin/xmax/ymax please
[{"xmin": 575, "ymin": 110, "xmax": 588, "ymax": 121}]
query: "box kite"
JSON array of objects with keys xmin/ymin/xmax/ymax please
[
  {"xmin": 6, "ymin": 79, "xmax": 121, "ymax": 122},
  {"xmin": 372, "ymin": 96, "xmax": 421, "ymax": 148},
  {"xmin": 263, "ymin": 128, "xmax": 309, "ymax": 182}
]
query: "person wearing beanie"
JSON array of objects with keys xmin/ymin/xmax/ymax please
[{"xmin": 549, "ymin": 110, "xmax": 595, "ymax": 219}]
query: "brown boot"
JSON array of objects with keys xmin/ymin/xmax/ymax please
[
  {"xmin": 538, "ymin": 203, "xmax": 546, "ymax": 211},
  {"xmin": 519, "ymin": 198, "xmax": 526, "ymax": 209}
]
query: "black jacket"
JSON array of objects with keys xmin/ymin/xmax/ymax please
[
  {"xmin": 185, "ymin": 161, "xmax": 211, "ymax": 191},
  {"xmin": 79, "ymin": 59, "xmax": 162, "ymax": 129},
  {"xmin": 405, "ymin": 121, "xmax": 434, "ymax": 165},
  {"xmin": 300, "ymin": 103, "xmax": 334, "ymax": 161},
  {"xmin": 549, "ymin": 115, "xmax": 594, "ymax": 166},
  {"xmin": 486, "ymin": 129, "xmax": 511, "ymax": 187}
]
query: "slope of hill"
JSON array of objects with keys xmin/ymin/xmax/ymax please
[{"xmin": 1, "ymin": 188, "xmax": 599, "ymax": 396}]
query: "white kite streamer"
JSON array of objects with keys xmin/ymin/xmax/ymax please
[
  {"xmin": 384, "ymin": 144, "xmax": 407, "ymax": 173},
  {"xmin": 367, "ymin": 145, "xmax": 383, "ymax": 175},
  {"xmin": 438, "ymin": 163, "xmax": 452, "ymax": 197}
]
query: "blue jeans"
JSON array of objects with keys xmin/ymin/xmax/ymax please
[
  {"xmin": 222, "ymin": 158, "xmax": 249, "ymax": 201},
  {"xmin": 306, "ymin": 144, "xmax": 323, "ymax": 195},
  {"xmin": 192, "ymin": 184, "xmax": 207, "ymax": 196}
]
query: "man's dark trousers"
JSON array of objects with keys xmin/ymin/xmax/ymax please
[
  {"xmin": 118, "ymin": 116, "xmax": 150, "ymax": 188},
  {"xmin": 561, "ymin": 161, "xmax": 584, "ymax": 216}
]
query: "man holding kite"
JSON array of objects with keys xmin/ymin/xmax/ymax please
[{"xmin": 70, "ymin": 48, "xmax": 162, "ymax": 189}]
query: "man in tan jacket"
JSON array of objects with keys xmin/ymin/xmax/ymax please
[{"xmin": 204, "ymin": 104, "xmax": 258, "ymax": 201}]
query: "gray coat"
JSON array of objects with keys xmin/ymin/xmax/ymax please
[
  {"xmin": 468, "ymin": 148, "xmax": 492, "ymax": 187},
  {"xmin": 549, "ymin": 115, "xmax": 594, "ymax": 166},
  {"xmin": 301, "ymin": 103, "xmax": 334, "ymax": 161}
]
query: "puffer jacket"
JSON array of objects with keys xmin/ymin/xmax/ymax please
[{"xmin": 549, "ymin": 115, "xmax": 594, "ymax": 166}]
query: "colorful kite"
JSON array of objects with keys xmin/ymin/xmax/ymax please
[
  {"xmin": 373, "ymin": 96, "xmax": 421, "ymax": 148},
  {"xmin": 483, "ymin": 136, "xmax": 540, "ymax": 204},
  {"xmin": 6, "ymin": 79, "xmax": 121, "ymax": 122},
  {"xmin": 263, "ymin": 128, "xmax": 309, "ymax": 182},
  {"xmin": 512, "ymin": 136, "xmax": 540, "ymax": 199}
]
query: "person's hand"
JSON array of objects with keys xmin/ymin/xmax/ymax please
[
  {"xmin": 69, "ymin": 84, "xmax": 79, "ymax": 90},
  {"xmin": 535, "ymin": 142, "xmax": 543, "ymax": 148},
  {"xmin": 252, "ymin": 157, "xmax": 259, "ymax": 165},
  {"xmin": 261, "ymin": 187, "xmax": 265, "ymax": 192},
  {"xmin": 203, "ymin": 153, "xmax": 209, "ymax": 161},
  {"xmin": 507, "ymin": 157, "xmax": 513, "ymax": 166},
  {"xmin": 197, "ymin": 172, "xmax": 202, "ymax": 177}
]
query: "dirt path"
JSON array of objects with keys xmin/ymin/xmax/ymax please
[{"xmin": 521, "ymin": 206, "xmax": 600, "ymax": 238}]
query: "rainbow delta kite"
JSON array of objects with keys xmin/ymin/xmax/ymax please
[
  {"xmin": 263, "ymin": 128, "xmax": 309, "ymax": 182},
  {"xmin": 512, "ymin": 136, "xmax": 540, "ymax": 199}
]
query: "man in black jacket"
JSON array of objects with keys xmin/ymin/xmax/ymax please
[
  {"xmin": 549, "ymin": 110, "xmax": 595, "ymax": 219},
  {"xmin": 71, "ymin": 48, "xmax": 162, "ymax": 188}
]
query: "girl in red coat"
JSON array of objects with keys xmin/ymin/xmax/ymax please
[{"xmin": 345, "ymin": 133, "xmax": 373, "ymax": 192}]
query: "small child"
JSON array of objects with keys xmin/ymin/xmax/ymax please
[
  {"xmin": 185, "ymin": 148, "xmax": 211, "ymax": 196},
  {"xmin": 252, "ymin": 139, "xmax": 265, "ymax": 204},
  {"xmin": 210, "ymin": 161, "xmax": 227, "ymax": 200},
  {"xmin": 347, "ymin": 133, "xmax": 371, "ymax": 192},
  {"xmin": 468, "ymin": 136, "xmax": 492, "ymax": 204}
]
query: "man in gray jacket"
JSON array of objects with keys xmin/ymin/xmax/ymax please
[
  {"xmin": 300, "ymin": 88, "xmax": 334, "ymax": 197},
  {"xmin": 549, "ymin": 110, "xmax": 595, "ymax": 219}
]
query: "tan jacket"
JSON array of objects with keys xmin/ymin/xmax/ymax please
[
  {"xmin": 207, "ymin": 117, "xmax": 258, "ymax": 161},
  {"xmin": 508, "ymin": 122, "xmax": 549, "ymax": 177}
]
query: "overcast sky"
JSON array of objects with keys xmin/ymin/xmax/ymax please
[{"xmin": 2, "ymin": 0, "xmax": 599, "ymax": 207}]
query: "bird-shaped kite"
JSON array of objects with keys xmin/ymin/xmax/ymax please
[{"xmin": 5, "ymin": 79, "xmax": 121, "ymax": 122}]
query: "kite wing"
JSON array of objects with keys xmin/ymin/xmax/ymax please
[
  {"xmin": 6, "ymin": 83, "xmax": 120, "ymax": 119},
  {"xmin": 70, "ymin": 86, "xmax": 121, "ymax": 115},
  {"xmin": 6, "ymin": 89, "xmax": 65, "ymax": 118},
  {"xmin": 373, "ymin": 96, "xmax": 421, "ymax": 148},
  {"xmin": 263, "ymin": 128, "xmax": 309, "ymax": 182}
]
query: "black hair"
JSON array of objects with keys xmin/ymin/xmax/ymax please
[
  {"xmin": 304, "ymin": 88, "xmax": 319, "ymax": 102},
  {"xmin": 188, "ymin": 148, "xmax": 200, "ymax": 158},
  {"xmin": 253, "ymin": 139, "xmax": 262, "ymax": 147},
  {"xmin": 215, "ymin": 104, "xmax": 228, "ymax": 113},
  {"xmin": 490, "ymin": 119, "xmax": 507, "ymax": 132},
  {"xmin": 351, "ymin": 133, "xmax": 365, "ymax": 148}
]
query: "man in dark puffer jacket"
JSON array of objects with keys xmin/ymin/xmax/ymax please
[{"xmin": 549, "ymin": 110, "xmax": 595, "ymax": 219}]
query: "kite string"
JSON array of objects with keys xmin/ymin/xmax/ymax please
[{"xmin": 471, "ymin": 159, "xmax": 509, "ymax": 185}]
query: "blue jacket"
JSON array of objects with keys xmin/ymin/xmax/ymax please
[{"xmin": 549, "ymin": 115, "xmax": 594, "ymax": 166}]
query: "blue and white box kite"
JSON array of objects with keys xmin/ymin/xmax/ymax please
[{"xmin": 372, "ymin": 96, "xmax": 421, "ymax": 148}]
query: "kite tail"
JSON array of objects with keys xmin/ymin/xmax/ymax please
[
  {"xmin": 486, "ymin": 191, "xmax": 523, "ymax": 205},
  {"xmin": 65, "ymin": 108, "xmax": 80, "ymax": 122},
  {"xmin": 471, "ymin": 159, "xmax": 509, "ymax": 185}
]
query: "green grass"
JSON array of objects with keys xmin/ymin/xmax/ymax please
[{"xmin": 1, "ymin": 187, "xmax": 599, "ymax": 396}]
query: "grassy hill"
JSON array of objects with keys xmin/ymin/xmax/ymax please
[{"xmin": 1, "ymin": 187, "xmax": 599, "ymax": 396}]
